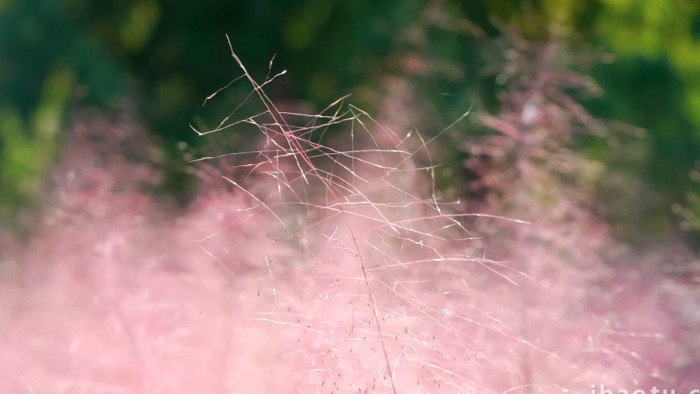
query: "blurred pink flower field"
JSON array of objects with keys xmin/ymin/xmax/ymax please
[{"xmin": 1, "ymin": 101, "xmax": 700, "ymax": 394}]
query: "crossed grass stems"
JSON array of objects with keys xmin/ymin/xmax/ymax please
[{"xmin": 189, "ymin": 36, "xmax": 536, "ymax": 393}]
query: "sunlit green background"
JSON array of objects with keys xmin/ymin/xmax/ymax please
[{"xmin": 2, "ymin": 0, "xmax": 700, "ymax": 247}]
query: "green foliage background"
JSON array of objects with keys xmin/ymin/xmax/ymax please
[{"xmin": 2, "ymin": 0, "xmax": 700, "ymax": 246}]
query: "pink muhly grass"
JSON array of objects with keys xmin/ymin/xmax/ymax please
[{"xmin": 0, "ymin": 42, "xmax": 698, "ymax": 394}]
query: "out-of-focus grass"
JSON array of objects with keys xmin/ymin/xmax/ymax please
[{"xmin": 1, "ymin": 53, "xmax": 699, "ymax": 394}]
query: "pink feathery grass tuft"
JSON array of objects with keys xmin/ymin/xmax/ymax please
[{"xmin": 0, "ymin": 46, "xmax": 698, "ymax": 394}]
